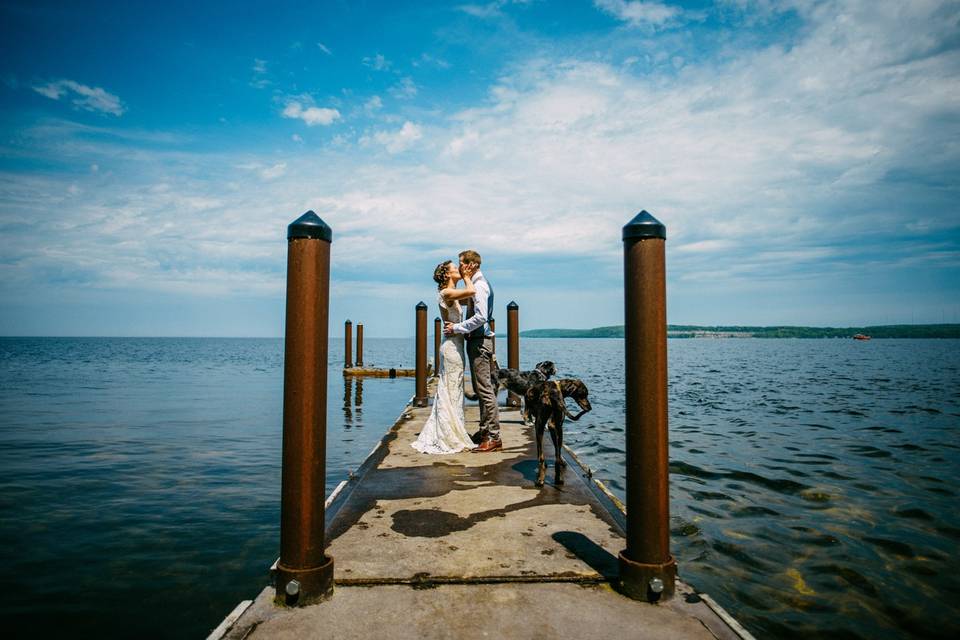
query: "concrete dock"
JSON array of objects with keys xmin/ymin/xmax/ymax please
[{"xmin": 213, "ymin": 390, "xmax": 753, "ymax": 640}]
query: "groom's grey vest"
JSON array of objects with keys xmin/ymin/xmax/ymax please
[{"xmin": 467, "ymin": 279, "xmax": 494, "ymax": 340}]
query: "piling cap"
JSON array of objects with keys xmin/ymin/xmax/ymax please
[
  {"xmin": 288, "ymin": 210, "xmax": 332, "ymax": 241},
  {"xmin": 507, "ymin": 301, "xmax": 519, "ymax": 310},
  {"xmin": 416, "ymin": 301, "xmax": 428, "ymax": 310},
  {"xmin": 622, "ymin": 210, "xmax": 666, "ymax": 241},
  {"xmin": 345, "ymin": 319, "xmax": 352, "ymax": 324}
]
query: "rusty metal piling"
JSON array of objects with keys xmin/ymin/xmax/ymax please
[
  {"xmin": 356, "ymin": 323, "xmax": 364, "ymax": 367},
  {"xmin": 618, "ymin": 210, "xmax": 676, "ymax": 602},
  {"xmin": 276, "ymin": 210, "xmax": 335, "ymax": 606},
  {"xmin": 506, "ymin": 301, "xmax": 520, "ymax": 407},
  {"xmin": 414, "ymin": 302, "xmax": 428, "ymax": 407},
  {"xmin": 344, "ymin": 320, "xmax": 353, "ymax": 369}
]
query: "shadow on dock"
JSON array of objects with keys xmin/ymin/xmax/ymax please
[{"xmin": 213, "ymin": 399, "xmax": 753, "ymax": 640}]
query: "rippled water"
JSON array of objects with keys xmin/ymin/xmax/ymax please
[
  {"xmin": 0, "ymin": 337, "xmax": 412, "ymax": 638},
  {"xmin": 1, "ymin": 337, "xmax": 958, "ymax": 638},
  {"xmin": 519, "ymin": 338, "xmax": 960, "ymax": 640}
]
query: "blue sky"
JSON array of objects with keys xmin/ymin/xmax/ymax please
[{"xmin": 1, "ymin": 0, "xmax": 958, "ymax": 337}]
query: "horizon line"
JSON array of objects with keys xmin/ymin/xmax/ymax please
[{"xmin": 3, "ymin": 322, "xmax": 959, "ymax": 340}]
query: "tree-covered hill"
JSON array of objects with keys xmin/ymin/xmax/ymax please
[{"xmin": 520, "ymin": 324, "xmax": 960, "ymax": 339}]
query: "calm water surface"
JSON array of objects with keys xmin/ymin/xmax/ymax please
[{"xmin": 1, "ymin": 337, "xmax": 958, "ymax": 638}]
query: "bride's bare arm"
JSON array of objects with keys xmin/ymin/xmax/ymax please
[{"xmin": 441, "ymin": 270, "xmax": 476, "ymax": 303}]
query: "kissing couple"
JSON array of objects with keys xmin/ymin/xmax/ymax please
[{"xmin": 411, "ymin": 249, "xmax": 502, "ymax": 455}]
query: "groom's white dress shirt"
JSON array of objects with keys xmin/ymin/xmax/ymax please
[{"xmin": 452, "ymin": 270, "xmax": 495, "ymax": 338}]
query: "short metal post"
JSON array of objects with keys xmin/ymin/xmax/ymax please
[
  {"xmin": 276, "ymin": 211, "xmax": 335, "ymax": 605},
  {"xmin": 434, "ymin": 317, "xmax": 442, "ymax": 378},
  {"xmin": 506, "ymin": 301, "xmax": 520, "ymax": 407},
  {"xmin": 356, "ymin": 323, "xmax": 364, "ymax": 367},
  {"xmin": 618, "ymin": 210, "xmax": 676, "ymax": 601},
  {"xmin": 344, "ymin": 320, "xmax": 353, "ymax": 369},
  {"xmin": 414, "ymin": 302, "xmax": 428, "ymax": 407}
]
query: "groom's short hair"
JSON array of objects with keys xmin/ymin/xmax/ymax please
[{"xmin": 459, "ymin": 249, "xmax": 482, "ymax": 265}]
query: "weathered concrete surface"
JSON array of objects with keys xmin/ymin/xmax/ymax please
[
  {"xmin": 217, "ymin": 399, "xmax": 750, "ymax": 640},
  {"xmin": 229, "ymin": 582, "xmax": 723, "ymax": 640},
  {"xmin": 328, "ymin": 405, "xmax": 625, "ymax": 583}
]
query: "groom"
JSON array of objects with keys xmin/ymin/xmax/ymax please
[{"xmin": 444, "ymin": 249, "xmax": 501, "ymax": 452}]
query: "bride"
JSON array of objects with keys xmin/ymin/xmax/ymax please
[{"xmin": 411, "ymin": 259, "xmax": 478, "ymax": 454}]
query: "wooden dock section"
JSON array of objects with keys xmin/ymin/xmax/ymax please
[
  {"xmin": 214, "ymin": 392, "xmax": 753, "ymax": 640},
  {"xmin": 342, "ymin": 364, "xmax": 433, "ymax": 378}
]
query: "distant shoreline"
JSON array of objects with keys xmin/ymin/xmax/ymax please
[{"xmin": 520, "ymin": 324, "xmax": 960, "ymax": 339}]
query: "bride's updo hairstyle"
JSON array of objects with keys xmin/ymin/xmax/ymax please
[{"xmin": 433, "ymin": 260, "xmax": 452, "ymax": 290}]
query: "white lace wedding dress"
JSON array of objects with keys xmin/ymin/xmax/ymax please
[{"xmin": 411, "ymin": 294, "xmax": 475, "ymax": 454}]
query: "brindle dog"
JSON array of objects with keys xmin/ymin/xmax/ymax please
[{"xmin": 524, "ymin": 378, "xmax": 592, "ymax": 487}]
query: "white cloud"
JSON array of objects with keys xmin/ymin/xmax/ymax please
[
  {"xmin": 301, "ymin": 107, "xmax": 341, "ymax": 125},
  {"xmin": 415, "ymin": 53, "xmax": 451, "ymax": 69},
  {"xmin": 673, "ymin": 239, "xmax": 735, "ymax": 254},
  {"xmin": 458, "ymin": 0, "xmax": 534, "ymax": 18},
  {"xmin": 4, "ymin": 0, "xmax": 958, "ymax": 332},
  {"xmin": 362, "ymin": 53, "xmax": 391, "ymax": 71},
  {"xmin": 365, "ymin": 121, "xmax": 424, "ymax": 153},
  {"xmin": 445, "ymin": 129, "xmax": 480, "ymax": 157},
  {"xmin": 317, "ymin": 42, "xmax": 332, "ymax": 55},
  {"xmin": 234, "ymin": 160, "xmax": 289, "ymax": 180},
  {"xmin": 594, "ymin": 0, "xmax": 681, "ymax": 27},
  {"xmin": 250, "ymin": 58, "xmax": 270, "ymax": 88},
  {"xmin": 458, "ymin": 3, "xmax": 503, "ymax": 18},
  {"xmin": 282, "ymin": 101, "xmax": 341, "ymax": 126},
  {"xmin": 260, "ymin": 163, "xmax": 287, "ymax": 180},
  {"xmin": 32, "ymin": 79, "xmax": 125, "ymax": 116},
  {"xmin": 291, "ymin": 133, "xmax": 303, "ymax": 142},
  {"xmin": 389, "ymin": 77, "xmax": 418, "ymax": 99},
  {"xmin": 364, "ymin": 95, "xmax": 383, "ymax": 113}
]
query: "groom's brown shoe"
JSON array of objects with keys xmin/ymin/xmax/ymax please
[
  {"xmin": 473, "ymin": 437, "xmax": 502, "ymax": 453},
  {"xmin": 470, "ymin": 429, "xmax": 485, "ymax": 445}
]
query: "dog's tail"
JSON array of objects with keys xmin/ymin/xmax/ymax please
[{"xmin": 492, "ymin": 354, "xmax": 511, "ymax": 393}]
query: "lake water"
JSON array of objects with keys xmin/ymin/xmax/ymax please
[{"xmin": 0, "ymin": 337, "xmax": 957, "ymax": 638}]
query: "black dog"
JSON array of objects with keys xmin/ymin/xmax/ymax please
[
  {"xmin": 524, "ymin": 378, "xmax": 592, "ymax": 487},
  {"xmin": 498, "ymin": 360, "xmax": 556, "ymax": 394},
  {"xmin": 465, "ymin": 360, "xmax": 556, "ymax": 444},
  {"xmin": 464, "ymin": 360, "xmax": 556, "ymax": 407}
]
